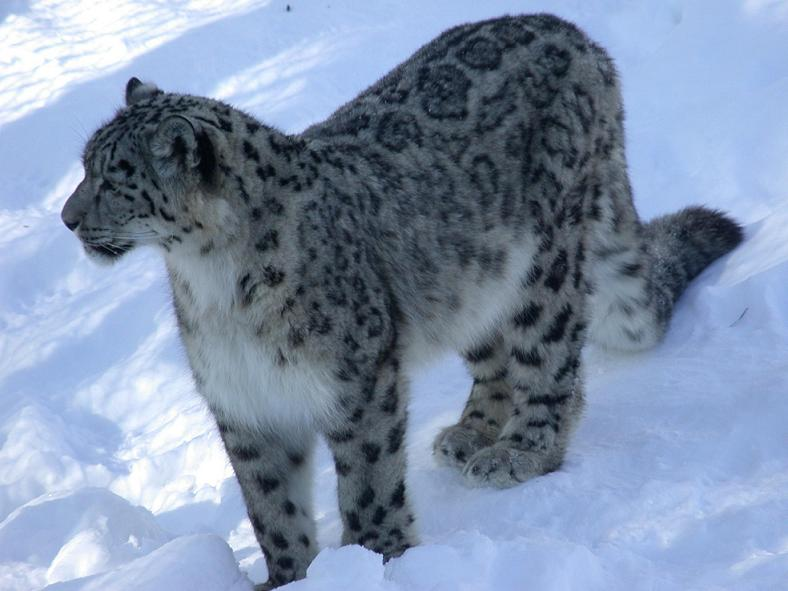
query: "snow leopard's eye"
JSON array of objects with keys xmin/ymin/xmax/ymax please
[{"xmin": 102, "ymin": 161, "xmax": 134, "ymax": 185}]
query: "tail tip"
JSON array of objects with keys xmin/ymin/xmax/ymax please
[{"xmin": 678, "ymin": 206, "xmax": 744, "ymax": 256}]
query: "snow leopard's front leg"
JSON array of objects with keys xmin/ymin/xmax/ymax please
[
  {"xmin": 217, "ymin": 419, "xmax": 317, "ymax": 589},
  {"xmin": 323, "ymin": 351, "xmax": 418, "ymax": 560}
]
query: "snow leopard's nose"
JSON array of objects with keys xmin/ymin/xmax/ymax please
[
  {"xmin": 62, "ymin": 215, "xmax": 80, "ymax": 231},
  {"xmin": 62, "ymin": 179, "xmax": 90, "ymax": 232},
  {"xmin": 61, "ymin": 204, "xmax": 82, "ymax": 231}
]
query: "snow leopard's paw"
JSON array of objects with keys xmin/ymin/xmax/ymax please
[
  {"xmin": 433, "ymin": 424, "xmax": 493, "ymax": 469},
  {"xmin": 462, "ymin": 445, "xmax": 558, "ymax": 488}
]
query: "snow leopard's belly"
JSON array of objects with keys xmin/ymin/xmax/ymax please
[{"xmin": 401, "ymin": 238, "xmax": 539, "ymax": 368}]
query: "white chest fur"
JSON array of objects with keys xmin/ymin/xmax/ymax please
[
  {"xmin": 192, "ymin": 319, "xmax": 340, "ymax": 431},
  {"xmin": 167, "ymin": 253, "xmax": 340, "ymax": 431}
]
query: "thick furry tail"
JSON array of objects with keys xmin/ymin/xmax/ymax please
[
  {"xmin": 643, "ymin": 206, "xmax": 744, "ymax": 304},
  {"xmin": 587, "ymin": 206, "xmax": 743, "ymax": 351}
]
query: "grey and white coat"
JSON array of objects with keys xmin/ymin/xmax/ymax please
[{"xmin": 61, "ymin": 14, "xmax": 743, "ymax": 589}]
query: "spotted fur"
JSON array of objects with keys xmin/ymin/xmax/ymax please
[{"xmin": 62, "ymin": 14, "xmax": 742, "ymax": 588}]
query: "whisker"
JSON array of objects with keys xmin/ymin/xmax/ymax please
[
  {"xmin": 112, "ymin": 232, "xmax": 158, "ymax": 240},
  {"xmin": 82, "ymin": 239, "xmax": 125, "ymax": 253}
]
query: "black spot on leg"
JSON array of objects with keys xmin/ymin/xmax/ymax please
[
  {"xmin": 372, "ymin": 505, "xmax": 387, "ymax": 526},
  {"xmin": 328, "ymin": 429, "xmax": 354, "ymax": 444},
  {"xmin": 553, "ymin": 353, "xmax": 579, "ymax": 383},
  {"xmin": 361, "ymin": 442, "xmax": 381, "ymax": 463},
  {"xmin": 298, "ymin": 534, "xmax": 311, "ymax": 548},
  {"xmin": 513, "ymin": 302, "xmax": 543, "ymax": 328},
  {"xmin": 523, "ymin": 264, "xmax": 543, "ymax": 287},
  {"xmin": 465, "ymin": 341, "xmax": 496, "ymax": 363},
  {"xmin": 542, "ymin": 304, "xmax": 573, "ymax": 343},
  {"xmin": 474, "ymin": 367, "xmax": 508, "ymax": 384},
  {"xmin": 359, "ymin": 486, "xmax": 375, "ymax": 509},
  {"xmin": 544, "ymin": 250, "xmax": 568, "ymax": 291},
  {"xmin": 359, "ymin": 531, "xmax": 380, "ymax": 545},
  {"xmin": 389, "ymin": 480, "xmax": 405, "ymax": 508},
  {"xmin": 528, "ymin": 392, "xmax": 572, "ymax": 406},
  {"xmin": 346, "ymin": 511, "xmax": 363, "ymax": 532},
  {"xmin": 270, "ymin": 531, "xmax": 289, "ymax": 550},
  {"xmin": 283, "ymin": 500, "xmax": 297, "ymax": 516},
  {"xmin": 380, "ymin": 383, "xmax": 399, "ymax": 414},
  {"xmin": 251, "ymin": 513, "xmax": 266, "ymax": 535},
  {"xmin": 512, "ymin": 346, "xmax": 543, "ymax": 367},
  {"xmin": 230, "ymin": 445, "xmax": 260, "ymax": 461},
  {"xmin": 257, "ymin": 475, "xmax": 281, "ymax": 494},
  {"xmin": 335, "ymin": 459, "xmax": 352, "ymax": 476},
  {"xmin": 387, "ymin": 420, "xmax": 406, "ymax": 454},
  {"xmin": 276, "ymin": 556, "xmax": 294, "ymax": 570},
  {"xmin": 570, "ymin": 322, "xmax": 586, "ymax": 343}
]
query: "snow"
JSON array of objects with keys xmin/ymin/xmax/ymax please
[
  {"xmin": 1, "ymin": 0, "xmax": 786, "ymax": 590},
  {"xmin": 44, "ymin": 534, "xmax": 252, "ymax": 591},
  {"xmin": 0, "ymin": 488, "xmax": 170, "ymax": 587}
]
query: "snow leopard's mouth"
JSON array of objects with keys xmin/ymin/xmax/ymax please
[{"xmin": 85, "ymin": 241, "xmax": 133, "ymax": 262}]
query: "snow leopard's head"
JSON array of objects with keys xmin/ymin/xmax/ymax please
[{"xmin": 62, "ymin": 77, "xmax": 231, "ymax": 264}]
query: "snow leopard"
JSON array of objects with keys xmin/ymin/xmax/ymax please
[{"xmin": 61, "ymin": 14, "xmax": 742, "ymax": 589}]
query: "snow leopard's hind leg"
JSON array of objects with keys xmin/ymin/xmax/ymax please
[
  {"xmin": 585, "ymin": 140, "xmax": 743, "ymax": 352},
  {"xmin": 460, "ymin": 250, "xmax": 589, "ymax": 488},
  {"xmin": 433, "ymin": 334, "xmax": 514, "ymax": 469}
]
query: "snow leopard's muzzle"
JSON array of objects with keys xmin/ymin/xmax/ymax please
[{"xmin": 62, "ymin": 178, "xmax": 135, "ymax": 264}]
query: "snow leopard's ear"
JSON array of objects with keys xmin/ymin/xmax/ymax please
[
  {"xmin": 149, "ymin": 115, "xmax": 217, "ymax": 186},
  {"xmin": 125, "ymin": 77, "xmax": 162, "ymax": 106}
]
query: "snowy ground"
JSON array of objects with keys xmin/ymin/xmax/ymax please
[{"xmin": 1, "ymin": 0, "xmax": 787, "ymax": 589}]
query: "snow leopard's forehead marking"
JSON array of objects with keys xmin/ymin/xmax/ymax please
[{"xmin": 84, "ymin": 93, "xmax": 233, "ymax": 168}]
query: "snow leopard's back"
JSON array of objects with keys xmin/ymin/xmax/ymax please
[{"xmin": 301, "ymin": 14, "xmax": 624, "ymax": 356}]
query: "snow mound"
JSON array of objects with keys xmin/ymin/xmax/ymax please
[
  {"xmin": 0, "ymin": 487, "xmax": 170, "ymax": 588},
  {"xmin": 42, "ymin": 534, "xmax": 252, "ymax": 591}
]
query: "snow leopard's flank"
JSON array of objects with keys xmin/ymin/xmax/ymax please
[{"xmin": 62, "ymin": 14, "xmax": 742, "ymax": 589}]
